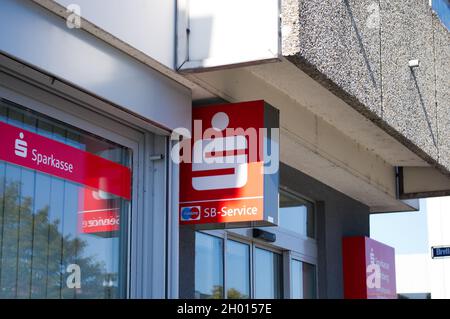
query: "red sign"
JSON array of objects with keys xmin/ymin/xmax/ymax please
[
  {"xmin": 180, "ymin": 100, "xmax": 269, "ymax": 225},
  {"xmin": 78, "ymin": 187, "xmax": 120, "ymax": 236},
  {"xmin": 0, "ymin": 121, "xmax": 131, "ymax": 200},
  {"xmin": 343, "ymin": 236, "xmax": 397, "ymax": 299}
]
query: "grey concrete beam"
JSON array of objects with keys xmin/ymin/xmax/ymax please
[
  {"xmin": 281, "ymin": 0, "xmax": 450, "ymax": 179},
  {"xmin": 282, "ymin": 0, "xmax": 383, "ymax": 120},
  {"xmin": 399, "ymin": 167, "xmax": 450, "ymax": 199},
  {"xmin": 434, "ymin": 14, "xmax": 450, "ymax": 171},
  {"xmin": 380, "ymin": 0, "xmax": 439, "ymax": 165},
  {"xmin": 188, "ymin": 66, "xmax": 419, "ymax": 213}
]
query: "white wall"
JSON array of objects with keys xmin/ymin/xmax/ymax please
[
  {"xmin": 0, "ymin": 0, "xmax": 191, "ymax": 131},
  {"xmin": 178, "ymin": 0, "xmax": 279, "ymax": 70},
  {"xmin": 56, "ymin": 0, "xmax": 176, "ymax": 68},
  {"xmin": 395, "ymin": 254, "xmax": 431, "ymax": 294}
]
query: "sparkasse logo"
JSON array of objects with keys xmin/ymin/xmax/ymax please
[
  {"xmin": 14, "ymin": 132, "xmax": 27, "ymax": 158},
  {"xmin": 180, "ymin": 206, "xmax": 201, "ymax": 221}
]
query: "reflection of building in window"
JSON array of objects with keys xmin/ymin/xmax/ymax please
[{"xmin": 103, "ymin": 273, "xmax": 118, "ymax": 299}]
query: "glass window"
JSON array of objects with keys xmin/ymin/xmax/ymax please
[
  {"xmin": 291, "ymin": 259, "xmax": 317, "ymax": 299},
  {"xmin": 254, "ymin": 248, "xmax": 282, "ymax": 299},
  {"xmin": 0, "ymin": 99, "xmax": 131, "ymax": 299},
  {"xmin": 279, "ymin": 190, "xmax": 315, "ymax": 238},
  {"xmin": 195, "ymin": 232, "xmax": 224, "ymax": 298},
  {"xmin": 291, "ymin": 259, "xmax": 303, "ymax": 299},
  {"xmin": 226, "ymin": 240, "xmax": 250, "ymax": 299},
  {"xmin": 194, "ymin": 233, "xmax": 288, "ymax": 300},
  {"xmin": 302, "ymin": 262, "xmax": 317, "ymax": 299}
]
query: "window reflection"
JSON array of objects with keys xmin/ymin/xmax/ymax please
[
  {"xmin": 195, "ymin": 232, "xmax": 224, "ymax": 299},
  {"xmin": 0, "ymin": 100, "xmax": 130, "ymax": 299},
  {"xmin": 254, "ymin": 248, "xmax": 282, "ymax": 299},
  {"xmin": 291, "ymin": 259, "xmax": 317, "ymax": 299},
  {"xmin": 195, "ymin": 233, "xmax": 309, "ymax": 300},
  {"xmin": 226, "ymin": 240, "xmax": 250, "ymax": 299},
  {"xmin": 279, "ymin": 191, "xmax": 315, "ymax": 238}
]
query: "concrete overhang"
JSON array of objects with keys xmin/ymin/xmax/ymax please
[
  {"xmin": 184, "ymin": 58, "xmax": 436, "ymax": 213},
  {"xmin": 32, "ymin": 0, "xmax": 450, "ymax": 212}
]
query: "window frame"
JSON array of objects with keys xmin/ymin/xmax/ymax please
[
  {"xmin": 288, "ymin": 252, "xmax": 319, "ymax": 299},
  {"xmin": 194, "ymin": 231, "xmax": 225, "ymax": 299},
  {"xmin": 252, "ymin": 244, "xmax": 284, "ymax": 299},
  {"xmin": 224, "ymin": 237, "xmax": 252, "ymax": 299},
  {"xmin": 196, "ymin": 184, "xmax": 319, "ymax": 299},
  {"xmin": 0, "ymin": 75, "xmax": 166, "ymax": 298},
  {"xmin": 197, "ymin": 230, "xmax": 288, "ymax": 299},
  {"xmin": 0, "ymin": 98, "xmax": 138, "ymax": 298}
]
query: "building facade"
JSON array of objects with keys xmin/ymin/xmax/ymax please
[{"xmin": 0, "ymin": 0, "xmax": 448, "ymax": 299}]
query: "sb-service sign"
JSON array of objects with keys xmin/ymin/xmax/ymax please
[{"xmin": 179, "ymin": 100, "xmax": 279, "ymax": 228}]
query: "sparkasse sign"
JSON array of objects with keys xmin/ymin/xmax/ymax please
[
  {"xmin": 0, "ymin": 121, "xmax": 131, "ymax": 200},
  {"xmin": 179, "ymin": 100, "xmax": 279, "ymax": 228}
]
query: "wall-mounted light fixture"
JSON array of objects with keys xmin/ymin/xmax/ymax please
[{"xmin": 408, "ymin": 59, "xmax": 420, "ymax": 68}]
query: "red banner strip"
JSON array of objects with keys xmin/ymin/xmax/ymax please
[{"xmin": 0, "ymin": 121, "xmax": 131, "ymax": 200}]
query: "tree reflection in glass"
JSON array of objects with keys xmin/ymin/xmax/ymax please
[{"xmin": 0, "ymin": 181, "xmax": 114, "ymax": 299}]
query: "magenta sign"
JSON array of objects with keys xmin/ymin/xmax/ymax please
[
  {"xmin": 365, "ymin": 237, "xmax": 397, "ymax": 299},
  {"xmin": 343, "ymin": 236, "xmax": 397, "ymax": 299}
]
